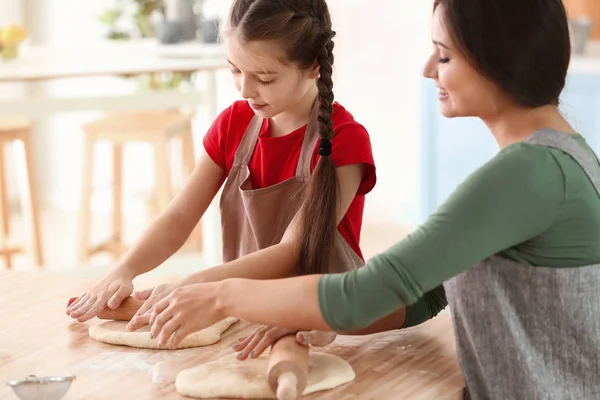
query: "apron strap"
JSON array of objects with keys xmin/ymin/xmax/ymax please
[
  {"xmin": 295, "ymin": 99, "xmax": 322, "ymax": 178},
  {"xmin": 233, "ymin": 99, "xmax": 321, "ymax": 174},
  {"xmin": 525, "ymin": 129, "xmax": 600, "ymax": 197},
  {"xmin": 232, "ymin": 115, "xmax": 263, "ymax": 167}
]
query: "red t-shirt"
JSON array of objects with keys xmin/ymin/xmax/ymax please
[{"xmin": 203, "ymin": 100, "xmax": 376, "ymax": 260}]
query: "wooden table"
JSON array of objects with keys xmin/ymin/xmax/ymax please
[{"xmin": 0, "ymin": 271, "xmax": 465, "ymax": 399}]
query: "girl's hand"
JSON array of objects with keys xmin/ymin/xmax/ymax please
[
  {"xmin": 66, "ymin": 269, "xmax": 134, "ymax": 322},
  {"xmin": 126, "ymin": 282, "xmax": 181, "ymax": 331},
  {"xmin": 149, "ymin": 282, "xmax": 223, "ymax": 349},
  {"xmin": 233, "ymin": 326, "xmax": 337, "ymax": 360}
]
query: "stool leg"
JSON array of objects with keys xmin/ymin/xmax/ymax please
[
  {"xmin": 205, "ymin": 71, "xmax": 218, "ymax": 121},
  {"xmin": 181, "ymin": 125, "xmax": 203, "ymax": 252},
  {"xmin": 0, "ymin": 143, "xmax": 11, "ymax": 269},
  {"xmin": 112, "ymin": 143, "xmax": 123, "ymax": 259},
  {"xmin": 181, "ymin": 124, "xmax": 195, "ymax": 177},
  {"xmin": 154, "ymin": 136, "xmax": 172, "ymax": 214},
  {"xmin": 14, "ymin": 133, "xmax": 44, "ymax": 267},
  {"xmin": 78, "ymin": 134, "xmax": 94, "ymax": 263}
]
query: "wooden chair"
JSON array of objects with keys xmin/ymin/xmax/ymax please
[
  {"xmin": 78, "ymin": 110, "xmax": 202, "ymax": 263},
  {"xmin": 0, "ymin": 117, "xmax": 43, "ymax": 269}
]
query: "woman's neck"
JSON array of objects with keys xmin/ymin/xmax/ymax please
[
  {"xmin": 483, "ymin": 104, "xmax": 576, "ymax": 150},
  {"xmin": 269, "ymin": 84, "xmax": 319, "ymax": 137}
]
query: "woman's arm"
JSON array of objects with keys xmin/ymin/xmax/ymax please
[
  {"xmin": 150, "ymin": 143, "xmax": 565, "ymax": 345},
  {"xmin": 212, "ymin": 145, "xmax": 564, "ymax": 332},
  {"xmin": 342, "ymin": 285, "xmax": 446, "ymax": 335},
  {"xmin": 339, "ymin": 308, "xmax": 407, "ymax": 335}
]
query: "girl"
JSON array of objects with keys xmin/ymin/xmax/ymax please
[
  {"xmin": 148, "ymin": 0, "xmax": 600, "ymax": 398},
  {"xmin": 66, "ymin": 0, "xmax": 378, "ymax": 348}
]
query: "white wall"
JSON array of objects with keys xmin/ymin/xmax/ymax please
[
  {"xmin": 327, "ymin": 0, "xmax": 432, "ymax": 226},
  {"xmin": 19, "ymin": 0, "xmax": 239, "ymax": 215},
  {"xmin": 0, "ymin": 0, "xmax": 27, "ymax": 202},
  {"xmin": 18, "ymin": 0, "xmax": 433, "ymax": 227}
]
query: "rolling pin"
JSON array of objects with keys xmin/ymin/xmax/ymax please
[
  {"xmin": 267, "ymin": 335, "xmax": 309, "ymax": 400},
  {"xmin": 67, "ymin": 296, "xmax": 144, "ymax": 321}
]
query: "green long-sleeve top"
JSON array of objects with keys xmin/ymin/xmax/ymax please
[{"xmin": 319, "ymin": 134, "xmax": 600, "ymax": 331}]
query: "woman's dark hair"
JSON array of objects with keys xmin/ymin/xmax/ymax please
[
  {"xmin": 227, "ymin": 0, "xmax": 338, "ymax": 275},
  {"xmin": 434, "ymin": 0, "xmax": 571, "ymax": 107}
]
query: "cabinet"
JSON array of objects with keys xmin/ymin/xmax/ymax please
[{"xmin": 419, "ymin": 73, "xmax": 600, "ymax": 222}]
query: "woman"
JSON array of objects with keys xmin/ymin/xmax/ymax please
[{"xmin": 148, "ymin": 0, "xmax": 600, "ymax": 398}]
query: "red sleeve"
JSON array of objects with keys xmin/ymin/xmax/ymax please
[
  {"xmin": 202, "ymin": 105, "xmax": 232, "ymax": 171},
  {"xmin": 202, "ymin": 101, "xmax": 255, "ymax": 175},
  {"xmin": 311, "ymin": 121, "xmax": 377, "ymax": 196}
]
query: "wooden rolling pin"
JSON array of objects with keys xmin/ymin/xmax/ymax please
[
  {"xmin": 67, "ymin": 296, "xmax": 144, "ymax": 321},
  {"xmin": 267, "ymin": 335, "xmax": 309, "ymax": 400}
]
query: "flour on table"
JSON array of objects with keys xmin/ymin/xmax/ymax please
[
  {"xmin": 73, "ymin": 351, "xmax": 159, "ymax": 373},
  {"xmin": 88, "ymin": 317, "xmax": 238, "ymax": 349},
  {"xmin": 175, "ymin": 351, "xmax": 355, "ymax": 399}
]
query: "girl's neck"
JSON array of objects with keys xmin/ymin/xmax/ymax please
[
  {"xmin": 269, "ymin": 84, "xmax": 319, "ymax": 138},
  {"xmin": 483, "ymin": 104, "xmax": 576, "ymax": 150}
]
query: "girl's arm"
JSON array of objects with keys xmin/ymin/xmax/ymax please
[
  {"xmin": 67, "ymin": 149, "xmax": 225, "ymax": 321},
  {"xmin": 125, "ymin": 162, "xmax": 365, "ymax": 331},
  {"xmin": 115, "ymin": 148, "xmax": 226, "ymax": 278}
]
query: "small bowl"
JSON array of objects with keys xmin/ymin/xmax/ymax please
[{"xmin": 6, "ymin": 375, "xmax": 76, "ymax": 400}]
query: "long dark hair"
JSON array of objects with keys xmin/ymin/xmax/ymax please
[
  {"xmin": 434, "ymin": 0, "xmax": 571, "ymax": 107},
  {"xmin": 227, "ymin": 0, "xmax": 338, "ymax": 275}
]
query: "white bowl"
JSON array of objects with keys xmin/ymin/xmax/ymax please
[{"xmin": 6, "ymin": 375, "xmax": 76, "ymax": 400}]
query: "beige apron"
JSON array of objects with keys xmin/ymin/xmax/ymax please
[{"xmin": 219, "ymin": 101, "xmax": 364, "ymax": 273}]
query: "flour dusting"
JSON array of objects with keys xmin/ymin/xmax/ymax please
[
  {"xmin": 0, "ymin": 350, "xmax": 12, "ymax": 363},
  {"xmin": 151, "ymin": 361, "xmax": 186, "ymax": 384},
  {"xmin": 73, "ymin": 351, "xmax": 163, "ymax": 373}
]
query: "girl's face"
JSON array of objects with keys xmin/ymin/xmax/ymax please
[
  {"xmin": 226, "ymin": 35, "xmax": 318, "ymax": 119},
  {"xmin": 422, "ymin": 5, "xmax": 507, "ymax": 119}
]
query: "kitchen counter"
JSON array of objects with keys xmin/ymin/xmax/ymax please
[
  {"xmin": 0, "ymin": 270, "xmax": 464, "ymax": 399},
  {"xmin": 0, "ymin": 40, "xmax": 227, "ymax": 118},
  {"xmin": 0, "ymin": 40, "xmax": 227, "ymax": 83}
]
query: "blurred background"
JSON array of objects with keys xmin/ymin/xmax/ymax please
[{"xmin": 1, "ymin": 0, "xmax": 599, "ymax": 277}]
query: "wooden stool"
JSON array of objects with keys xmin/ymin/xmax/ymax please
[
  {"xmin": 78, "ymin": 110, "xmax": 202, "ymax": 263},
  {"xmin": 0, "ymin": 118, "xmax": 43, "ymax": 269}
]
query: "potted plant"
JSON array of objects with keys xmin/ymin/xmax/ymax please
[
  {"xmin": 0, "ymin": 24, "xmax": 28, "ymax": 61},
  {"xmin": 99, "ymin": 0, "xmax": 195, "ymax": 90}
]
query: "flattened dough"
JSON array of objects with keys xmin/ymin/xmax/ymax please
[
  {"xmin": 89, "ymin": 317, "xmax": 238, "ymax": 349},
  {"xmin": 175, "ymin": 351, "xmax": 355, "ymax": 398}
]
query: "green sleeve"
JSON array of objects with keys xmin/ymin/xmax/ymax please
[
  {"xmin": 402, "ymin": 285, "xmax": 448, "ymax": 328},
  {"xmin": 319, "ymin": 144, "xmax": 564, "ymax": 332}
]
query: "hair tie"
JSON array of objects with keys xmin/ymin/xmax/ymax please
[{"xmin": 318, "ymin": 138, "xmax": 332, "ymax": 156}]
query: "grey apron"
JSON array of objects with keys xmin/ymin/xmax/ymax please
[{"xmin": 445, "ymin": 129, "xmax": 600, "ymax": 399}]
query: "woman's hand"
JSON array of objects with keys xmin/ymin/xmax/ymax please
[
  {"xmin": 233, "ymin": 326, "xmax": 337, "ymax": 360},
  {"xmin": 149, "ymin": 282, "xmax": 223, "ymax": 349},
  {"xmin": 126, "ymin": 282, "xmax": 181, "ymax": 332},
  {"xmin": 66, "ymin": 269, "xmax": 134, "ymax": 322}
]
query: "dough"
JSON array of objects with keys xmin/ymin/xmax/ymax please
[
  {"xmin": 175, "ymin": 351, "xmax": 355, "ymax": 398},
  {"xmin": 88, "ymin": 317, "xmax": 238, "ymax": 349}
]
